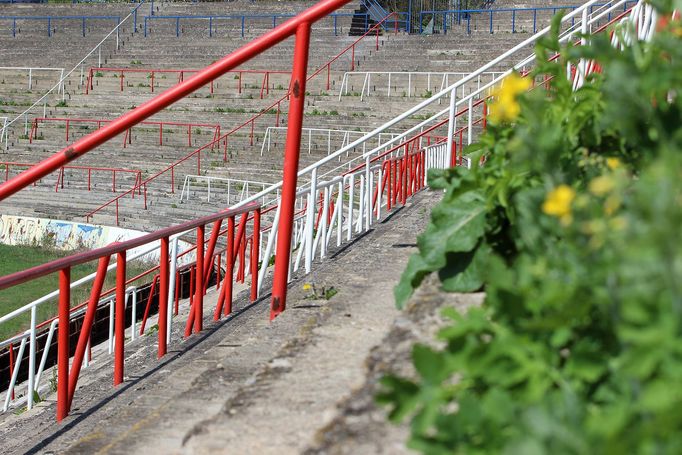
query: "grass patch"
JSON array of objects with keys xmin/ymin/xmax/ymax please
[{"xmin": 0, "ymin": 244, "xmax": 150, "ymax": 341}]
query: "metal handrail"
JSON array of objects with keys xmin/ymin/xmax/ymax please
[
  {"xmin": 2, "ymin": 1, "xmax": 147, "ymax": 132},
  {"xmin": 0, "ymin": 0, "xmax": 653, "ymax": 421},
  {"xmin": 81, "ymin": 11, "xmax": 402, "ymax": 223}
]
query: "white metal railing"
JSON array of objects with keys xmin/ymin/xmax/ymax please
[
  {"xmin": 235, "ymin": 0, "xmax": 652, "ymax": 290},
  {"xmin": 1, "ymin": 0, "xmax": 655, "ymax": 414},
  {"xmin": 260, "ymin": 126, "xmax": 401, "ymax": 158},
  {"xmin": 180, "ymin": 175, "xmax": 279, "ymax": 206},
  {"xmin": 1, "ymin": 117, "xmax": 8, "ymax": 150},
  {"xmin": 0, "ymin": 232, "xmax": 197, "ymax": 413},
  {"xmin": 2, "ymin": 1, "xmax": 146, "ymax": 139},
  {"xmin": 338, "ymin": 70, "xmax": 507, "ymax": 101},
  {"xmin": 0, "ymin": 67, "xmax": 65, "ymax": 95}
]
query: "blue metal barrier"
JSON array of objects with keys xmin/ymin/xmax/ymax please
[
  {"xmin": 419, "ymin": 2, "xmax": 638, "ymax": 34},
  {"xmin": 143, "ymin": 12, "xmax": 364, "ymax": 38},
  {"xmin": 0, "ymin": 15, "xmax": 121, "ymax": 37}
]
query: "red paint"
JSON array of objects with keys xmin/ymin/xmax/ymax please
[
  {"xmin": 194, "ymin": 225, "xmax": 205, "ymax": 334},
  {"xmin": 114, "ymin": 252, "xmax": 126, "ymax": 386},
  {"xmin": 158, "ymin": 236, "xmax": 169, "ymax": 358},
  {"xmin": 250, "ymin": 209, "xmax": 261, "ymax": 302},
  {"xmin": 8, "ymin": 344, "xmax": 14, "ymax": 401},
  {"xmin": 224, "ymin": 216, "xmax": 235, "ymax": 316},
  {"xmin": 271, "ymin": 22, "xmax": 312, "ymax": 320},
  {"xmin": 1, "ymin": 0, "xmax": 357, "ymax": 201},
  {"xmin": 68, "ymin": 256, "xmax": 110, "ymax": 410},
  {"xmin": 57, "ymin": 267, "xmax": 70, "ymax": 421}
]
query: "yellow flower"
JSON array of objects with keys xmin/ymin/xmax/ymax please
[
  {"xmin": 589, "ymin": 175, "xmax": 615, "ymax": 196},
  {"xmin": 604, "ymin": 195, "xmax": 621, "ymax": 216},
  {"xmin": 606, "ymin": 157, "xmax": 621, "ymax": 170},
  {"xmin": 542, "ymin": 185, "xmax": 576, "ymax": 225},
  {"xmin": 488, "ymin": 73, "xmax": 531, "ymax": 124},
  {"xmin": 609, "ymin": 216, "xmax": 628, "ymax": 231},
  {"xmin": 303, "ymin": 283, "xmax": 312, "ymax": 291}
]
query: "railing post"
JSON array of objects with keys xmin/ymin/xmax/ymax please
[
  {"xmin": 305, "ymin": 168, "xmax": 317, "ymax": 273},
  {"xmin": 467, "ymin": 97, "xmax": 473, "ymax": 145},
  {"xmin": 68, "ymin": 256, "xmax": 109, "ymax": 410},
  {"xmin": 250, "ymin": 208, "xmax": 261, "ymax": 301},
  {"xmin": 194, "ymin": 224, "xmax": 205, "ymax": 333},
  {"xmin": 57, "ymin": 267, "xmax": 70, "ymax": 421},
  {"xmin": 445, "ymin": 87, "xmax": 457, "ymax": 168},
  {"xmin": 168, "ymin": 237, "xmax": 179, "ymax": 339},
  {"xmin": 270, "ymin": 22, "xmax": 311, "ymax": 320},
  {"xmin": 351, "ymin": 44, "xmax": 355, "ymax": 71},
  {"xmin": 114, "ymin": 251, "xmax": 126, "ymax": 386},
  {"xmin": 28, "ymin": 306, "xmax": 36, "ymax": 410},
  {"xmin": 223, "ymin": 216, "xmax": 235, "ymax": 316},
  {"xmin": 158, "ymin": 236, "xmax": 169, "ymax": 358},
  {"xmin": 483, "ymin": 100, "xmax": 488, "ymax": 131}
]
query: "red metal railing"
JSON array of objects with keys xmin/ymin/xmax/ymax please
[
  {"xmin": 29, "ymin": 117, "xmax": 221, "ymax": 149},
  {"xmin": 17, "ymin": 212, "xmax": 257, "ymax": 347},
  {"xmin": 85, "ymin": 67, "xmax": 291, "ymax": 99},
  {"xmin": 1, "ymin": 161, "xmax": 142, "ymax": 194},
  {"xmin": 0, "ymin": 202, "xmax": 261, "ymax": 420},
  {"xmin": 216, "ymin": 12, "xmax": 400, "ymax": 155},
  {"xmin": 0, "ymin": 0, "xmax": 359, "ymax": 420},
  {"xmin": 82, "ymin": 12, "xmax": 400, "ymax": 225}
]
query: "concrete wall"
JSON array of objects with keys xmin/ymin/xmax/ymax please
[
  {"xmin": 0, "ymin": 214, "xmax": 200, "ymax": 265},
  {"xmin": 0, "ymin": 214, "xmax": 146, "ymax": 250}
]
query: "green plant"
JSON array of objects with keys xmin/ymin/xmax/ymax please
[
  {"xmin": 55, "ymin": 100, "xmax": 67, "ymax": 108},
  {"xmin": 302, "ymin": 283, "xmax": 338, "ymax": 300},
  {"xmin": 380, "ymin": 8, "xmax": 682, "ymax": 454},
  {"xmin": 49, "ymin": 367, "xmax": 58, "ymax": 393}
]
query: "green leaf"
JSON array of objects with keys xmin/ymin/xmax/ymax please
[
  {"xmin": 438, "ymin": 243, "xmax": 489, "ymax": 293},
  {"xmin": 376, "ymin": 375, "xmax": 421, "ymax": 423},
  {"xmin": 412, "ymin": 344, "xmax": 449, "ymax": 384},
  {"xmin": 395, "ymin": 190, "xmax": 486, "ymax": 308}
]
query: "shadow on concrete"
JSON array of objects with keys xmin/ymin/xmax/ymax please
[{"xmin": 24, "ymin": 290, "xmax": 270, "ymax": 455}]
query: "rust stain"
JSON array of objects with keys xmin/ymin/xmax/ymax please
[
  {"xmin": 272, "ymin": 297, "xmax": 281, "ymax": 311},
  {"xmin": 64, "ymin": 147, "xmax": 78, "ymax": 160},
  {"xmin": 292, "ymin": 80, "xmax": 300, "ymax": 98}
]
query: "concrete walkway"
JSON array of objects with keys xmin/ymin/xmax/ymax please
[{"xmin": 1, "ymin": 189, "xmax": 440, "ymax": 455}]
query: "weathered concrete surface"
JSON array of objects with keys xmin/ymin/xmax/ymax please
[
  {"xmin": 304, "ymin": 277, "xmax": 484, "ymax": 455},
  {"xmin": 1, "ymin": 189, "xmax": 447, "ymax": 454}
]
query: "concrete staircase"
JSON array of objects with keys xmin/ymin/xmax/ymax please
[{"xmin": 1, "ymin": 0, "xmax": 544, "ymax": 232}]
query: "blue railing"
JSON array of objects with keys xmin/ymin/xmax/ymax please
[
  {"xmin": 419, "ymin": 2, "xmax": 638, "ymax": 34},
  {"xmin": 362, "ymin": 0, "xmax": 390, "ymax": 24},
  {"xmin": 0, "ymin": 15, "xmax": 121, "ymax": 37},
  {"xmin": 143, "ymin": 12, "xmax": 365, "ymax": 38}
]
